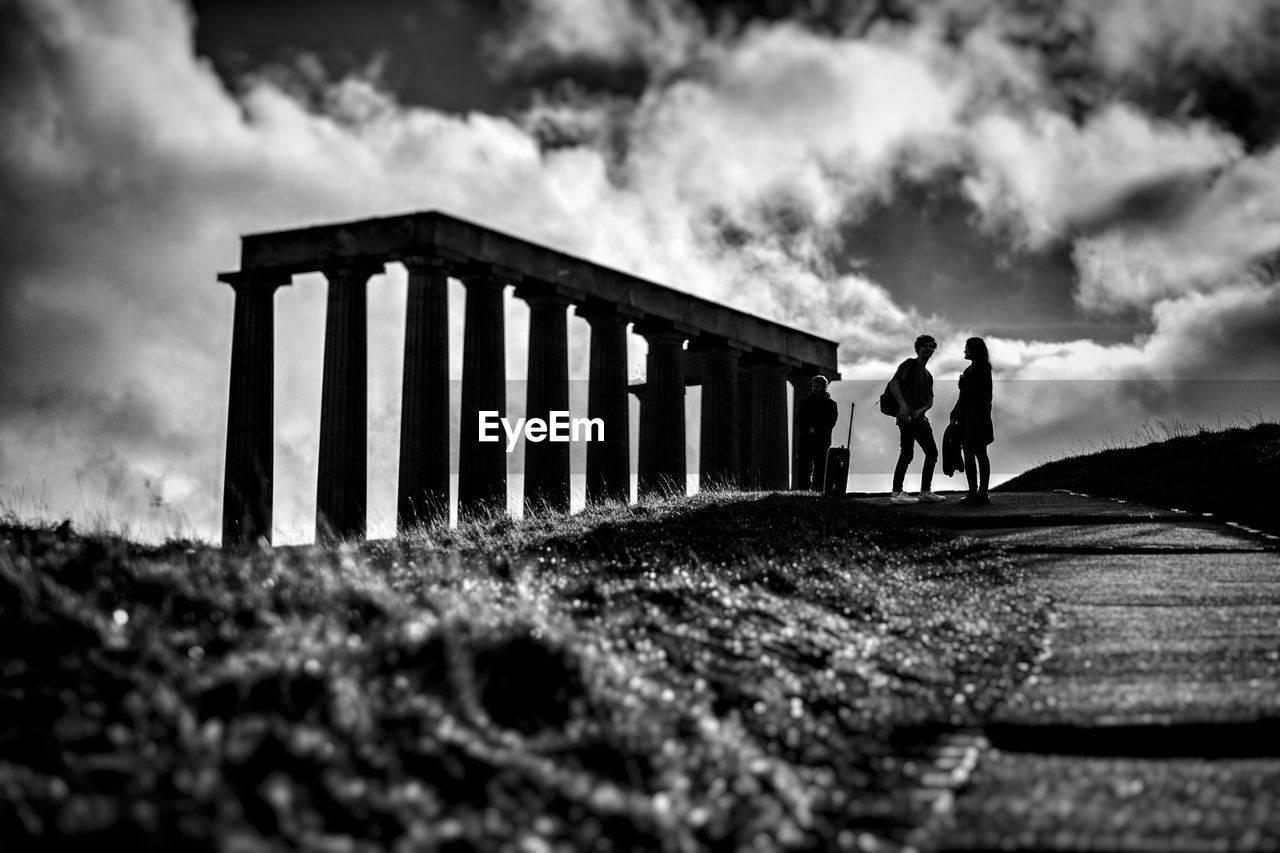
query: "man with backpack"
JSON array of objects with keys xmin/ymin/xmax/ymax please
[{"xmin": 885, "ymin": 334, "xmax": 945, "ymax": 504}]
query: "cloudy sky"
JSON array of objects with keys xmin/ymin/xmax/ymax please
[{"xmin": 2, "ymin": 0, "xmax": 1279, "ymax": 543}]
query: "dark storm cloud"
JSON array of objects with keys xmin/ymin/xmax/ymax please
[
  {"xmin": 488, "ymin": 1, "xmax": 1274, "ymax": 331},
  {"xmin": 1081, "ymin": 0, "xmax": 1280, "ymax": 149},
  {"xmin": 0, "ymin": 2, "xmax": 173, "ymax": 428},
  {"xmin": 189, "ymin": 0, "xmax": 512, "ymax": 114},
  {"xmin": 839, "ymin": 171, "xmax": 1091, "ymax": 342},
  {"xmin": 1069, "ymin": 168, "xmax": 1222, "ymax": 236}
]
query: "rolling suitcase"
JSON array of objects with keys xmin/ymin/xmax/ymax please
[{"xmin": 823, "ymin": 402, "xmax": 854, "ymax": 497}]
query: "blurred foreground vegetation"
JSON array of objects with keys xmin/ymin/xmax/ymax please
[{"xmin": 1, "ymin": 492, "xmax": 1050, "ymax": 851}]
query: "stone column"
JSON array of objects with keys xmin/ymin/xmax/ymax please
[
  {"xmin": 316, "ymin": 262, "xmax": 380, "ymax": 541},
  {"xmin": 637, "ymin": 324, "xmax": 687, "ymax": 497},
  {"xmin": 457, "ymin": 272, "xmax": 508, "ymax": 517},
  {"xmin": 220, "ymin": 273, "xmax": 289, "ymax": 546},
  {"xmin": 581, "ymin": 303, "xmax": 631, "ymax": 504},
  {"xmin": 628, "ymin": 387, "xmax": 643, "ymax": 500},
  {"xmin": 748, "ymin": 358, "xmax": 791, "ymax": 491},
  {"xmin": 698, "ymin": 342, "xmax": 743, "ymax": 491},
  {"xmin": 397, "ymin": 257, "xmax": 451, "ymax": 530},
  {"xmin": 737, "ymin": 365, "xmax": 756, "ymax": 488},
  {"xmin": 519, "ymin": 286, "xmax": 572, "ymax": 513},
  {"xmin": 788, "ymin": 371, "xmax": 806, "ymax": 490}
]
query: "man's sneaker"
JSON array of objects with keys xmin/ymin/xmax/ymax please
[
  {"xmin": 889, "ymin": 491, "xmax": 919, "ymax": 504},
  {"xmin": 918, "ymin": 491, "xmax": 946, "ymax": 502}
]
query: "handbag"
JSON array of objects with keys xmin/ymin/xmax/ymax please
[{"xmin": 942, "ymin": 422, "xmax": 964, "ymax": 476}]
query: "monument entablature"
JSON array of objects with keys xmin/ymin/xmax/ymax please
[{"xmin": 232, "ymin": 211, "xmax": 836, "ymax": 368}]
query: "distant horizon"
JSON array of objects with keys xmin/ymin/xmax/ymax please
[{"xmin": 4, "ymin": 369, "xmax": 1270, "ymax": 546}]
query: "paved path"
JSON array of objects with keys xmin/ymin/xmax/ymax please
[{"xmin": 852, "ymin": 490, "xmax": 1280, "ymax": 852}]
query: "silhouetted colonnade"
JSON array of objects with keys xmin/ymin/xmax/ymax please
[{"xmin": 220, "ymin": 211, "xmax": 840, "ymax": 545}]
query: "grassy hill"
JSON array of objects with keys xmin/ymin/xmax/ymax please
[
  {"xmin": 1, "ymin": 492, "xmax": 1050, "ymax": 851},
  {"xmin": 997, "ymin": 422, "xmax": 1280, "ymax": 536}
]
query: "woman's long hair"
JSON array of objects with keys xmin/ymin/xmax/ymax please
[{"xmin": 966, "ymin": 336, "xmax": 990, "ymax": 366}]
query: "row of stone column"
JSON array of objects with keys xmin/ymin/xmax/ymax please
[{"xmin": 222, "ymin": 259, "xmax": 799, "ymax": 545}]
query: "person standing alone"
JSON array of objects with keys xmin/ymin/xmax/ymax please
[
  {"xmin": 795, "ymin": 375, "xmax": 839, "ymax": 491},
  {"xmin": 950, "ymin": 336, "xmax": 994, "ymax": 505},
  {"xmin": 888, "ymin": 335, "xmax": 945, "ymax": 504}
]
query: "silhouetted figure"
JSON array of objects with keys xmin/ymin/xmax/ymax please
[
  {"xmin": 795, "ymin": 375, "xmax": 839, "ymax": 490},
  {"xmin": 888, "ymin": 334, "xmax": 944, "ymax": 504},
  {"xmin": 951, "ymin": 336, "xmax": 994, "ymax": 506}
]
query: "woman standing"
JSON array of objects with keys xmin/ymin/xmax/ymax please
[{"xmin": 950, "ymin": 337, "xmax": 994, "ymax": 505}]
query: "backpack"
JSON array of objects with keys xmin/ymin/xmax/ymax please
[{"xmin": 878, "ymin": 383, "xmax": 898, "ymax": 417}]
